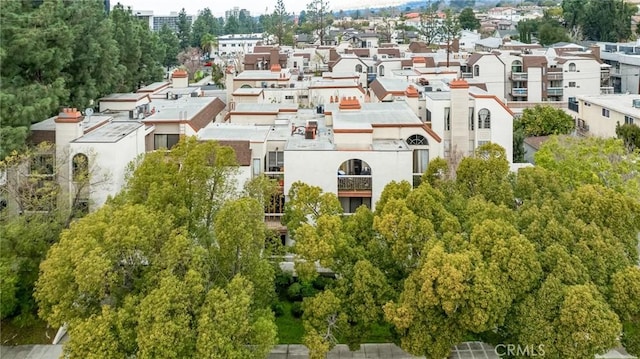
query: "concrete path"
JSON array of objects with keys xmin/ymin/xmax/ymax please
[{"xmin": 268, "ymin": 343, "xmax": 422, "ymax": 359}]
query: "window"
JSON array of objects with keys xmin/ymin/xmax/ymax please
[
  {"xmin": 252, "ymin": 158, "xmax": 261, "ymax": 177},
  {"xmin": 444, "ymin": 140, "xmax": 451, "ymax": 157},
  {"xmin": 602, "ymin": 108, "xmax": 610, "ymax": 118},
  {"xmin": 154, "ymin": 134, "xmax": 180, "ymax": 150},
  {"xmin": 378, "ymin": 65, "xmax": 385, "ymax": 77},
  {"xmin": 568, "ymin": 63, "xmax": 576, "ymax": 72},
  {"xmin": 469, "ymin": 107, "xmax": 475, "ymax": 130},
  {"xmin": 31, "ymin": 154, "xmax": 55, "ymax": 177},
  {"xmin": 426, "ymin": 109, "xmax": 432, "ymax": 122},
  {"xmin": 267, "ymin": 151, "xmax": 284, "ymax": 171},
  {"xmin": 355, "ymin": 64, "xmax": 363, "ymax": 73},
  {"xmin": 407, "ymin": 134, "xmax": 428, "ymax": 146},
  {"xmin": 299, "ymin": 95, "xmax": 309, "ymax": 99},
  {"xmin": 72, "ymin": 153, "xmax": 88, "ymax": 182},
  {"xmin": 511, "ymin": 60, "xmax": 523, "ymax": 72},
  {"xmin": 478, "ymin": 108, "xmax": 491, "ymax": 129},
  {"xmin": 474, "ymin": 65, "xmax": 480, "ymax": 76},
  {"xmin": 625, "ymin": 116, "xmax": 635, "ymax": 125},
  {"xmin": 285, "ymin": 95, "xmax": 294, "ymax": 100},
  {"xmin": 293, "ymin": 61, "xmax": 298, "ymax": 68},
  {"xmin": 444, "ymin": 107, "xmax": 451, "ymax": 131},
  {"xmin": 478, "ymin": 140, "xmax": 489, "ymax": 147},
  {"xmin": 413, "ymin": 149, "xmax": 429, "ymax": 174},
  {"xmin": 568, "ymin": 81, "xmax": 576, "ymax": 88}
]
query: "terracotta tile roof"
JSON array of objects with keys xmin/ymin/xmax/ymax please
[
  {"xmin": 172, "ymin": 69, "xmax": 188, "ymax": 78},
  {"xmin": 405, "ymin": 86, "xmax": 419, "ymax": 98},
  {"xmin": 409, "ymin": 41, "xmax": 431, "ymax": 53},
  {"xmin": 466, "ymin": 53, "xmax": 483, "ymax": 66},
  {"xmin": 188, "ymin": 97, "xmax": 226, "ymax": 132},
  {"xmin": 270, "ymin": 64, "xmax": 282, "ymax": 72},
  {"xmin": 522, "ymin": 55, "xmax": 547, "ymax": 69},
  {"xmin": 449, "ymin": 78, "xmax": 469, "ymax": 89}
]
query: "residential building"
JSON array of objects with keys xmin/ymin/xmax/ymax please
[
  {"xmin": 599, "ymin": 42, "xmax": 640, "ymax": 94},
  {"xmin": 217, "ymin": 33, "xmax": 265, "ymax": 56},
  {"xmin": 572, "ymin": 94, "xmax": 640, "ymax": 137},
  {"xmin": 225, "ymin": 6, "xmax": 250, "ymax": 20}
]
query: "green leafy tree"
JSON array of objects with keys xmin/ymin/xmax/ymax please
[
  {"xmin": 305, "ymin": 0, "xmax": 332, "ymax": 45},
  {"xmin": 582, "ymin": 0, "xmax": 634, "ymax": 42},
  {"xmin": 110, "ymin": 4, "xmax": 143, "ymax": 91},
  {"xmin": 267, "ymin": 0, "xmax": 294, "ymax": 46},
  {"xmin": 439, "ymin": 9, "xmax": 461, "ymax": 67},
  {"xmin": 224, "ymin": 15, "xmax": 240, "ymax": 35},
  {"xmin": 200, "ymin": 33, "xmax": 218, "ymax": 58},
  {"xmin": 616, "ymin": 123, "xmax": 640, "ymax": 151},
  {"xmin": 158, "ymin": 23, "xmax": 180, "ymax": 69},
  {"xmin": 534, "ymin": 136, "xmax": 640, "ymax": 197},
  {"xmin": 177, "ymin": 8, "xmax": 191, "ymax": 49},
  {"xmin": 191, "ymin": 8, "xmax": 218, "ymax": 49},
  {"xmin": 458, "ymin": 7, "xmax": 480, "ymax": 30},
  {"xmin": 517, "ymin": 105, "xmax": 575, "ymax": 136}
]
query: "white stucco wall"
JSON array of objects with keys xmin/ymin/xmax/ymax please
[
  {"xmin": 283, "ymin": 149, "xmax": 413, "ymax": 211},
  {"xmin": 69, "ymin": 128, "xmax": 146, "ymax": 211},
  {"xmin": 475, "ymin": 56, "xmax": 506, "ymax": 101},
  {"xmin": 562, "ymin": 59, "xmax": 602, "ymax": 100}
]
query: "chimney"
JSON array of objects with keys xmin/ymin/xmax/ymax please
[
  {"xmin": 339, "ymin": 96, "xmax": 361, "ymax": 110},
  {"xmin": 590, "ymin": 44, "xmax": 600, "ymax": 61},
  {"xmin": 270, "ymin": 48, "xmax": 280, "ymax": 68}
]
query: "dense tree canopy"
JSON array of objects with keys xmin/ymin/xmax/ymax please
[
  {"xmin": 0, "ymin": 0, "xmax": 165, "ymax": 160},
  {"xmin": 458, "ymin": 7, "xmax": 480, "ymax": 30},
  {"xmin": 517, "ymin": 105, "xmax": 575, "ymax": 136},
  {"xmin": 285, "ymin": 141, "xmax": 640, "ymax": 358},
  {"xmin": 35, "ymin": 139, "xmax": 279, "ymax": 358}
]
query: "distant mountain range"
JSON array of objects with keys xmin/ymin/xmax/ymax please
[{"xmin": 335, "ymin": 0, "xmax": 499, "ymax": 13}]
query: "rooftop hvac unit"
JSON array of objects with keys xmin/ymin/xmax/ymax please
[{"xmin": 633, "ymin": 99, "xmax": 640, "ymax": 108}]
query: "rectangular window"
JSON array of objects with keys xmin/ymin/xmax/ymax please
[
  {"xmin": 413, "ymin": 149, "xmax": 429, "ymax": 174},
  {"xmin": 154, "ymin": 134, "xmax": 180, "ymax": 150},
  {"xmin": 426, "ymin": 109, "xmax": 432, "ymax": 122},
  {"xmin": 252, "ymin": 158, "xmax": 261, "ymax": 177},
  {"xmin": 569, "ymin": 81, "xmax": 576, "ymax": 87},
  {"xmin": 444, "ymin": 140, "xmax": 451, "ymax": 158},
  {"xmin": 625, "ymin": 116, "xmax": 635, "ymax": 125},
  {"xmin": 478, "ymin": 140, "xmax": 489, "ymax": 147},
  {"xmin": 267, "ymin": 151, "xmax": 284, "ymax": 171},
  {"xmin": 347, "ymin": 197, "xmax": 371, "ymax": 213},
  {"xmin": 299, "ymin": 95, "xmax": 309, "ymax": 99},
  {"xmin": 285, "ymin": 95, "xmax": 294, "ymax": 100},
  {"xmin": 602, "ymin": 108, "xmax": 610, "ymax": 118},
  {"xmin": 468, "ymin": 107, "xmax": 475, "ymax": 130},
  {"xmin": 444, "ymin": 107, "xmax": 451, "ymax": 131}
]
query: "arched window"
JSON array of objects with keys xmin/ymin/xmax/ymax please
[
  {"xmin": 511, "ymin": 60, "xmax": 523, "ymax": 72},
  {"xmin": 473, "ymin": 64, "xmax": 480, "ymax": 76},
  {"xmin": 407, "ymin": 134, "xmax": 429, "ymax": 146},
  {"xmin": 72, "ymin": 153, "xmax": 88, "ymax": 182},
  {"xmin": 478, "ymin": 108, "xmax": 491, "ymax": 129},
  {"xmin": 355, "ymin": 64, "xmax": 363, "ymax": 73},
  {"xmin": 378, "ymin": 65, "xmax": 385, "ymax": 77},
  {"xmin": 407, "ymin": 135, "xmax": 429, "ymax": 186},
  {"xmin": 568, "ymin": 63, "xmax": 576, "ymax": 72},
  {"xmin": 241, "ymin": 84, "xmax": 253, "ymax": 88}
]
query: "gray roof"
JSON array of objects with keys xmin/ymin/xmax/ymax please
[
  {"xmin": 71, "ymin": 121, "xmax": 143, "ymax": 143},
  {"xmin": 327, "ymin": 101, "xmax": 423, "ymax": 126},
  {"xmin": 144, "ymin": 97, "xmax": 217, "ymax": 122},
  {"xmin": 198, "ymin": 123, "xmax": 271, "ymax": 142},
  {"xmin": 233, "ymin": 103, "xmax": 299, "ymax": 113}
]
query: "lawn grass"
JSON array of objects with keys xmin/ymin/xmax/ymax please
[
  {"xmin": 1, "ymin": 318, "xmax": 55, "ymax": 346},
  {"xmin": 275, "ymin": 300, "xmax": 305, "ymax": 344}
]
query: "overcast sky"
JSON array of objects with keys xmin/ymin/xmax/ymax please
[{"xmin": 113, "ymin": 0, "xmax": 404, "ymax": 17}]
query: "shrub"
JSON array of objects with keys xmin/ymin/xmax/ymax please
[
  {"xmin": 275, "ymin": 270, "xmax": 293, "ymax": 292},
  {"xmin": 312, "ymin": 275, "xmax": 333, "ymax": 290},
  {"xmin": 300, "ymin": 281, "xmax": 317, "ymax": 298},
  {"xmin": 287, "ymin": 282, "xmax": 303, "ymax": 301},
  {"xmin": 271, "ymin": 301, "xmax": 285, "ymax": 317},
  {"xmin": 291, "ymin": 301, "xmax": 304, "ymax": 318}
]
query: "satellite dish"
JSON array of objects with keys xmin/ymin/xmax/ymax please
[{"xmin": 85, "ymin": 108, "xmax": 94, "ymax": 116}]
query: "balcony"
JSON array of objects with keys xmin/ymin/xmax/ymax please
[
  {"xmin": 547, "ymin": 87, "xmax": 563, "ymax": 96},
  {"xmin": 600, "ymin": 87, "xmax": 615, "ymax": 94},
  {"xmin": 461, "ymin": 72, "xmax": 473, "ymax": 79},
  {"xmin": 510, "ymin": 72, "xmax": 528, "ymax": 81},
  {"xmin": 547, "ymin": 72, "xmax": 563, "ymax": 81},
  {"xmin": 511, "ymin": 88, "xmax": 528, "ymax": 97},
  {"xmin": 264, "ymin": 171, "xmax": 284, "ymax": 186},
  {"xmin": 337, "ymin": 175, "xmax": 372, "ymax": 192}
]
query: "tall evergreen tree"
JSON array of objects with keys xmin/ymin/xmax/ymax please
[
  {"xmin": 158, "ymin": 23, "xmax": 180, "ymax": 70},
  {"xmin": 177, "ymin": 8, "xmax": 191, "ymax": 49},
  {"xmin": 267, "ymin": 0, "xmax": 294, "ymax": 46},
  {"xmin": 305, "ymin": 0, "xmax": 332, "ymax": 45}
]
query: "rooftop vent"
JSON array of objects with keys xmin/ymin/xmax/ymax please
[{"xmin": 633, "ymin": 99, "xmax": 640, "ymax": 108}]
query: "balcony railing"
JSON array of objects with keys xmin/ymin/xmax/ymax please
[
  {"xmin": 461, "ymin": 72, "xmax": 473, "ymax": 79},
  {"xmin": 600, "ymin": 87, "xmax": 615, "ymax": 94},
  {"xmin": 511, "ymin": 88, "xmax": 528, "ymax": 96},
  {"xmin": 510, "ymin": 72, "xmax": 528, "ymax": 81},
  {"xmin": 337, "ymin": 175, "xmax": 372, "ymax": 191},
  {"xmin": 547, "ymin": 87, "xmax": 563, "ymax": 96},
  {"xmin": 547, "ymin": 72, "xmax": 563, "ymax": 80}
]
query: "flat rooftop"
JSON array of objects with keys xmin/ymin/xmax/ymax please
[
  {"xmin": 198, "ymin": 123, "xmax": 271, "ymax": 142},
  {"xmin": 144, "ymin": 97, "xmax": 217, "ymax": 122},
  {"xmin": 71, "ymin": 121, "xmax": 142, "ymax": 143},
  {"xmin": 375, "ymin": 77, "xmax": 416, "ymax": 93},
  {"xmin": 577, "ymin": 94, "xmax": 640, "ymax": 117},
  {"xmin": 99, "ymin": 93, "xmax": 149, "ymax": 101},
  {"xmin": 235, "ymin": 71, "xmax": 291, "ymax": 81},
  {"xmin": 327, "ymin": 102, "xmax": 423, "ymax": 126},
  {"xmin": 233, "ymin": 103, "xmax": 299, "ymax": 113}
]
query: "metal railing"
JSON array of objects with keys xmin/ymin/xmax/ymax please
[
  {"xmin": 337, "ymin": 175, "xmax": 372, "ymax": 191},
  {"xmin": 511, "ymin": 88, "xmax": 528, "ymax": 96},
  {"xmin": 600, "ymin": 87, "xmax": 615, "ymax": 94},
  {"xmin": 547, "ymin": 87, "xmax": 563, "ymax": 96},
  {"xmin": 461, "ymin": 72, "xmax": 473, "ymax": 79},
  {"xmin": 510, "ymin": 72, "xmax": 528, "ymax": 81},
  {"xmin": 547, "ymin": 72, "xmax": 563, "ymax": 80}
]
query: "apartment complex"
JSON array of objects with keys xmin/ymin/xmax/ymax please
[{"xmin": 570, "ymin": 94, "xmax": 640, "ymax": 137}]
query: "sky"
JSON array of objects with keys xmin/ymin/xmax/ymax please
[{"xmin": 113, "ymin": 0, "xmax": 404, "ymax": 17}]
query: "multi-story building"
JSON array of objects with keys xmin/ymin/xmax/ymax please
[
  {"xmin": 599, "ymin": 42, "xmax": 640, "ymax": 94},
  {"xmin": 152, "ymin": 12, "xmax": 194, "ymax": 32},
  {"xmin": 217, "ymin": 34, "xmax": 265, "ymax": 56},
  {"xmin": 570, "ymin": 94, "xmax": 640, "ymax": 137},
  {"xmin": 225, "ymin": 6, "xmax": 250, "ymax": 20}
]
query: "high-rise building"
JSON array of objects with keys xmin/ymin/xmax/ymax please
[
  {"xmin": 103, "ymin": 0, "xmax": 110, "ymax": 14},
  {"xmin": 152, "ymin": 12, "xmax": 194, "ymax": 32},
  {"xmin": 225, "ymin": 6, "xmax": 250, "ymax": 20}
]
